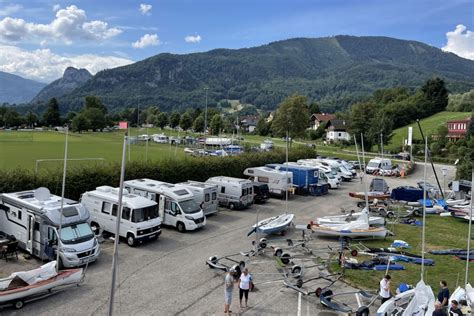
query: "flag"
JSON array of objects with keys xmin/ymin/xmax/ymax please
[{"xmin": 119, "ymin": 121, "xmax": 128, "ymax": 129}]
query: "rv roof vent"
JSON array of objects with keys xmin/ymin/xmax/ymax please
[
  {"xmin": 174, "ymin": 189, "xmax": 189, "ymax": 196},
  {"xmin": 34, "ymin": 187, "xmax": 50, "ymax": 201},
  {"xmin": 111, "ymin": 188, "xmax": 129, "ymax": 196},
  {"xmin": 137, "ymin": 179, "xmax": 146, "ymax": 182},
  {"xmin": 96, "ymin": 186, "xmax": 112, "ymax": 193},
  {"xmin": 18, "ymin": 193, "xmax": 35, "ymax": 200},
  {"xmin": 146, "ymin": 184, "xmax": 156, "ymax": 187},
  {"xmin": 163, "ymin": 184, "xmax": 174, "ymax": 188},
  {"xmin": 247, "ymin": 169, "xmax": 254, "ymax": 174}
]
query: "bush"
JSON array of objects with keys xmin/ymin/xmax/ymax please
[{"xmin": 0, "ymin": 147, "xmax": 316, "ymax": 200}]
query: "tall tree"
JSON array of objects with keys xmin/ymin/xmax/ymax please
[
  {"xmin": 349, "ymin": 101, "xmax": 378, "ymax": 147},
  {"xmin": 83, "ymin": 108, "xmax": 106, "ymax": 131},
  {"xmin": 85, "ymin": 96, "xmax": 107, "ymax": 114},
  {"xmin": 256, "ymin": 116, "xmax": 271, "ymax": 136},
  {"xmin": 193, "ymin": 115, "xmax": 205, "ymax": 132},
  {"xmin": 155, "ymin": 112, "xmax": 168, "ymax": 129},
  {"xmin": 43, "ymin": 98, "xmax": 61, "ymax": 126},
  {"xmin": 308, "ymin": 102, "xmax": 320, "ymax": 115},
  {"xmin": 72, "ymin": 114, "xmax": 90, "ymax": 133},
  {"xmin": 271, "ymin": 94, "xmax": 310, "ymax": 140},
  {"xmin": 420, "ymin": 77, "xmax": 449, "ymax": 116},
  {"xmin": 180, "ymin": 112, "xmax": 193, "ymax": 131},
  {"xmin": 210, "ymin": 114, "xmax": 223, "ymax": 135},
  {"xmin": 26, "ymin": 111, "xmax": 38, "ymax": 128},
  {"xmin": 169, "ymin": 112, "xmax": 180, "ymax": 128}
]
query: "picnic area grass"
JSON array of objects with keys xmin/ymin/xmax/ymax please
[{"xmin": 331, "ymin": 215, "xmax": 474, "ymax": 293}]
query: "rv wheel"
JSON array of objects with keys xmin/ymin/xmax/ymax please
[
  {"xmin": 177, "ymin": 222, "xmax": 186, "ymax": 233},
  {"xmin": 229, "ymin": 203, "xmax": 235, "ymax": 210},
  {"xmin": 274, "ymin": 248, "xmax": 283, "ymax": 257},
  {"xmin": 280, "ymin": 253, "xmax": 291, "ymax": 265},
  {"xmin": 356, "ymin": 306, "xmax": 370, "ymax": 316},
  {"xmin": 14, "ymin": 300, "xmax": 24, "ymax": 309},
  {"xmin": 127, "ymin": 234, "xmax": 136, "ymax": 247}
]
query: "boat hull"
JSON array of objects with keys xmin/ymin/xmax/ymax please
[{"xmin": 310, "ymin": 224, "xmax": 387, "ymax": 238}]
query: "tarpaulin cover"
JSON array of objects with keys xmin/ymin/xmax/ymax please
[{"xmin": 391, "ymin": 186, "xmax": 424, "ymax": 202}]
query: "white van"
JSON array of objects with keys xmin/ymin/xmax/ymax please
[
  {"xmin": 80, "ymin": 186, "xmax": 162, "ymax": 246},
  {"xmin": 318, "ymin": 158, "xmax": 352, "ymax": 181},
  {"xmin": 124, "ymin": 179, "xmax": 206, "ymax": 232},
  {"xmin": 0, "ymin": 187, "xmax": 100, "ymax": 268},
  {"xmin": 243, "ymin": 166, "xmax": 293, "ymax": 196},
  {"xmin": 152, "ymin": 134, "xmax": 169, "ymax": 144},
  {"xmin": 299, "ymin": 159, "xmax": 342, "ymax": 182},
  {"xmin": 178, "ymin": 181, "xmax": 218, "ymax": 216},
  {"xmin": 205, "ymin": 176, "xmax": 254, "ymax": 210},
  {"xmin": 296, "ymin": 161, "xmax": 339, "ymax": 189},
  {"xmin": 366, "ymin": 157, "xmax": 392, "ymax": 174}
]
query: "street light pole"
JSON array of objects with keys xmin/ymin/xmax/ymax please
[{"xmin": 204, "ymin": 87, "xmax": 209, "ymax": 136}]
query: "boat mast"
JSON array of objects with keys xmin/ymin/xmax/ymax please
[
  {"xmin": 108, "ymin": 133, "xmax": 128, "ymax": 316},
  {"xmin": 421, "ymin": 135, "xmax": 428, "ymax": 281},
  {"xmin": 360, "ymin": 133, "xmax": 369, "ymax": 209},
  {"xmin": 353, "ymin": 134, "xmax": 363, "ymax": 192},
  {"xmin": 285, "ymin": 130, "xmax": 289, "ymax": 213},
  {"xmin": 465, "ymin": 168, "xmax": 474, "ymax": 289},
  {"xmin": 56, "ymin": 125, "xmax": 69, "ymax": 272}
]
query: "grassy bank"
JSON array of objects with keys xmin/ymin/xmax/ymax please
[{"xmin": 332, "ymin": 215, "xmax": 474, "ymax": 293}]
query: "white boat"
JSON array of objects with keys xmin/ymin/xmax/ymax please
[
  {"xmin": 376, "ymin": 288, "xmax": 415, "ymax": 315},
  {"xmin": 448, "ymin": 285, "xmax": 473, "ymax": 314},
  {"xmin": 309, "ymin": 211, "xmax": 387, "ymax": 238},
  {"xmin": 0, "ymin": 261, "xmax": 83, "ymax": 308},
  {"xmin": 316, "ymin": 210, "xmax": 385, "ymax": 226},
  {"xmin": 248, "ymin": 213, "xmax": 294, "ymax": 236}
]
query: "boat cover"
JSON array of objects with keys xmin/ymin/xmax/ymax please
[
  {"xmin": 321, "ymin": 208, "xmax": 369, "ymax": 230},
  {"xmin": 0, "ymin": 261, "xmax": 57, "ymax": 291},
  {"xmin": 402, "ymin": 280, "xmax": 435, "ymax": 316},
  {"xmin": 391, "ymin": 186, "xmax": 423, "ymax": 202}
]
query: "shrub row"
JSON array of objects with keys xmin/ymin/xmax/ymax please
[{"xmin": 0, "ymin": 147, "xmax": 316, "ymax": 201}]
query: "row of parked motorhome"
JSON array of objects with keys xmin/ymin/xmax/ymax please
[{"xmin": 0, "ymin": 157, "xmax": 357, "ymax": 268}]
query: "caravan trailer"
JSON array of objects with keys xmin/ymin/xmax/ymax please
[
  {"xmin": 266, "ymin": 163, "xmax": 329, "ymax": 195},
  {"xmin": 0, "ymin": 187, "xmax": 100, "ymax": 267},
  {"xmin": 178, "ymin": 181, "xmax": 218, "ymax": 216},
  {"xmin": 80, "ymin": 186, "xmax": 162, "ymax": 246},
  {"xmin": 124, "ymin": 179, "xmax": 206, "ymax": 232},
  {"xmin": 296, "ymin": 160, "xmax": 340, "ymax": 189},
  {"xmin": 243, "ymin": 166, "xmax": 293, "ymax": 197},
  {"xmin": 205, "ymin": 176, "xmax": 254, "ymax": 210}
]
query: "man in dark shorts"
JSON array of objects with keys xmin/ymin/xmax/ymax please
[
  {"xmin": 437, "ymin": 280, "xmax": 449, "ymax": 307},
  {"xmin": 433, "ymin": 301, "xmax": 447, "ymax": 316}
]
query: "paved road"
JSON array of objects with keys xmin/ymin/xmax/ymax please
[{"xmin": 1, "ymin": 162, "xmax": 456, "ymax": 315}]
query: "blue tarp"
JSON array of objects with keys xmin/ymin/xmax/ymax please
[{"xmin": 390, "ymin": 186, "xmax": 424, "ymax": 202}]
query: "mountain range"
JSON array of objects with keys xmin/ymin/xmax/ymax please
[
  {"xmin": 13, "ymin": 36, "xmax": 474, "ymax": 113},
  {"xmin": 0, "ymin": 72, "xmax": 46, "ymax": 104}
]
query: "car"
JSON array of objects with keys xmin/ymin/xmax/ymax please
[{"xmin": 394, "ymin": 152, "xmax": 410, "ymax": 160}]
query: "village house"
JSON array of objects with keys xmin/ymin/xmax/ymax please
[
  {"xmin": 240, "ymin": 115, "xmax": 258, "ymax": 133},
  {"xmin": 309, "ymin": 113, "xmax": 336, "ymax": 130},
  {"xmin": 446, "ymin": 118, "xmax": 472, "ymax": 141},
  {"xmin": 325, "ymin": 119, "xmax": 351, "ymax": 142}
]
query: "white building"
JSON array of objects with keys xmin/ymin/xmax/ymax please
[{"xmin": 325, "ymin": 119, "xmax": 351, "ymax": 142}]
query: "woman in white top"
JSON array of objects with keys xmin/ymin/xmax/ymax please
[{"xmin": 238, "ymin": 268, "xmax": 252, "ymax": 309}]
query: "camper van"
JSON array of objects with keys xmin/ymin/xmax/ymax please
[
  {"xmin": 80, "ymin": 186, "xmax": 162, "ymax": 247},
  {"xmin": 152, "ymin": 134, "xmax": 169, "ymax": 144},
  {"xmin": 178, "ymin": 181, "xmax": 218, "ymax": 216},
  {"xmin": 299, "ymin": 159, "xmax": 342, "ymax": 182},
  {"xmin": 124, "ymin": 179, "xmax": 206, "ymax": 232},
  {"xmin": 0, "ymin": 187, "xmax": 100, "ymax": 267},
  {"xmin": 243, "ymin": 166, "xmax": 293, "ymax": 197},
  {"xmin": 317, "ymin": 158, "xmax": 353, "ymax": 181},
  {"xmin": 205, "ymin": 176, "xmax": 254, "ymax": 209},
  {"xmin": 296, "ymin": 160, "xmax": 340, "ymax": 189},
  {"xmin": 366, "ymin": 157, "xmax": 392, "ymax": 174}
]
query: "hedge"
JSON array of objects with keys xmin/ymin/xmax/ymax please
[{"xmin": 0, "ymin": 147, "xmax": 316, "ymax": 201}]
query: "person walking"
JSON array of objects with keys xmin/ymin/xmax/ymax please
[
  {"xmin": 437, "ymin": 280, "xmax": 450, "ymax": 307},
  {"xmin": 238, "ymin": 268, "xmax": 251, "ymax": 309},
  {"xmin": 379, "ymin": 275, "xmax": 392, "ymax": 304},
  {"xmin": 224, "ymin": 267, "xmax": 236, "ymax": 315}
]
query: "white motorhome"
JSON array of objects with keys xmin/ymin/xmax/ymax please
[
  {"xmin": 299, "ymin": 159, "xmax": 342, "ymax": 182},
  {"xmin": 178, "ymin": 181, "xmax": 218, "ymax": 216},
  {"xmin": 205, "ymin": 137, "xmax": 232, "ymax": 146},
  {"xmin": 152, "ymin": 134, "xmax": 169, "ymax": 144},
  {"xmin": 243, "ymin": 166, "xmax": 293, "ymax": 196},
  {"xmin": 0, "ymin": 187, "xmax": 100, "ymax": 268},
  {"xmin": 296, "ymin": 160, "xmax": 340, "ymax": 189},
  {"xmin": 205, "ymin": 176, "xmax": 254, "ymax": 209},
  {"xmin": 317, "ymin": 158, "xmax": 352, "ymax": 181},
  {"xmin": 124, "ymin": 179, "xmax": 206, "ymax": 232},
  {"xmin": 80, "ymin": 186, "xmax": 162, "ymax": 246},
  {"xmin": 366, "ymin": 157, "xmax": 392, "ymax": 174}
]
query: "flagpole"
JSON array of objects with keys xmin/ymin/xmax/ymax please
[
  {"xmin": 108, "ymin": 132, "xmax": 128, "ymax": 316},
  {"xmin": 421, "ymin": 135, "xmax": 428, "ymax": 281},
  {"xmin": 465, "ymin": 168, "xmax": 474, "ymax": 289},
  {"xmin": 56, "ymin": 125, "xmax": 69, "ymax": 272}
]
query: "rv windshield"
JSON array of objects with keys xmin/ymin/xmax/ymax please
[
  {"xmin": 179, "ymin": 199, "xmax": 200, "ymax": 214},
  {"xmin": 325, "ymin": 172, "xmax": 335, "ymax": 179},
  {"xmin": 60, "ymin": 223, "xmax": 94, "ymax": 244},
  {"xmin": 367, "ymin": 161, "xmax": 380, "ymax": 168},
  {"xmin": 132, "ymin": 205, "xmax": 159, "ymax": 223}
]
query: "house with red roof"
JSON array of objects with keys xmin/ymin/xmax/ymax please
[
  {"xmin": 446, "ymin": 118, "xmax": 471, "ymax": 140},
  {"xmin": 310, "ymin": 113, "xmax": 336, "ymax": 130}
]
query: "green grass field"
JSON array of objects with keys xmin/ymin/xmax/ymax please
[
  {"xmin": 384, "ymin": 111, "xmax": 471, "ymax": 153},
  {"xmin": 332, "ymin": 215, "xmax": 474, "ymax": 293}
]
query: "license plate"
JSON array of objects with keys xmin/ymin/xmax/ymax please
[{"xmin": 148, "ymin": 234, "xmax": 156, "ymax": 239}]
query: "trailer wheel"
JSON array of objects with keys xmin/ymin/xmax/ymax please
[
  {"xmin": 280, "ymin": 253, "xmax": 291, "ymax": 265},
  {"xmin": 177, "ymin": 222, "xmax": 186, "ymax": 233},
  {"xmin": 351, "ymin": 249, "xmax": 358, "ymax": 257},
  {"xmin": 274, "ymin": 248, "xmax": 283, "ymax": 257},
  {"xmin": 126, "ymin": 234, "xmax": 136, "ymax": 247},
  {"xmin": 259, "ymin": 238, "xmax": 267, "ymax": 248},
  {"xmin": 320, "ymin": 289, "xmax": 333, "ymax": 301},
  {"xmin": 356, "ymin": 306, "xmax": 370, "ymax": 316},
  {"xmin": 229, "ymin": 203, "xmax": 235, "ymax": 210},
  {"xmin": 14, "ymin": 300, "xmax": 24, "ymax": 309},
  {"xmin": 357, "ymin": 202, "xmax": 364, "ymax": 208},
  {"xmin": 413, "ymin": 209, "xmax": 421, "ymax": 217},
  {"xmin": 296, "ymin": 279, "xmax": 303, "ymax": 288},
  {"xmin": 208, "ymin": 256, "xmax": 218, "ymax": 266},
  {"xmin": 239, "ymin": 261, "xmax": 246, "ymax": 270},
  {"xmin": 291, "ymin": 265, "xmax": 302, "ymax": 277},
  {"xmin": 386, "ymin": 211, "xmax": 394, "ymax": 219}
]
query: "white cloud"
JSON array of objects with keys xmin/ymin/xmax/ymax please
[
  {"xmin": 442, "ymin": 24, "xmax": 474, "ymax": 60},
  {"xmin": 0, "ymin": 4, "xmax": 22, "ymax": 17},
  {"xmin": 139, "ymin": 3, "xmax": 152, "ymax": 15},
  {"xmin": 52, "ymin": 4, "xmax": 60, "ymax": 12},
  {"xmin": 132, "ymin": 33, "xmax": 159, "ymax": 48},
  {"xmin": 0, "ymin": 5, "xmax": 122, "ymax": 44},
  {"xmin": 0, "ymin": 44, "xmax": 133, "ymax": 82},
  {"xmin": 184, "ymin": 34, "xmax": 201, "ymax": 43}
]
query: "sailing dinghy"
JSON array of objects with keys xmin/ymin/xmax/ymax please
[
  {"xmin": 248, "ymin": 213, "xmax": 295, "ymax": 236},
  {"xmin": 0, "ymin": 261, "xmax": 83, "ymax": 309},
  {"xmin": 316, "ymin": 209, "xmax": 385, "ymax": 226}
]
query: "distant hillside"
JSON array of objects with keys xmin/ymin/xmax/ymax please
[
  {"xmin": 57, "ymin": 36, "xmax": 474, "ymax": 113},
  {"xmin": 0, "ymin": 71, "xmax": 46, "ymax": 104},
  {"xmin": 31, "ymin": 67, "xmax": 92, "ymax": 104},
  {"xmin": 385, "ymin": 111, "xmax": 472, "ymax": 153}
]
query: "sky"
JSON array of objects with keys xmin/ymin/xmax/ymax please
[{"xmin": 0, "ymin": 0, "xmax": 473, "ymax": 83}]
